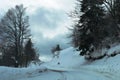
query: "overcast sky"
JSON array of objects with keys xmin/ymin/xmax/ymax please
[{"xmin": 0, "ymin": 0, "xmax": 76, "ymax": 57}]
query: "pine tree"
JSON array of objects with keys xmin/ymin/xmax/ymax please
[
  {"xmin": 73, "ymin": 0, "xmax": 105, "ymax": 55},
  {"xmin": 51, "ymin": 44, "xmax": 61, "ymax": 53},
  {"xmin": 24, "ymin": 39, "xmax": 36, "ymax": 67}
]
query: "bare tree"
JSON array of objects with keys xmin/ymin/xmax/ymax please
[
  {"xmin": 103, "ymin": 0, "xmax": 120, "ymax": 32},
  {"xmin": 0, "ymin": 4, "xmax": 30, "ymax": 67}
]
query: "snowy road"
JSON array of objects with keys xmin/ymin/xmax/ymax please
[
  {"xmin": 17, "ymin": 65, "xmax": 120, "ymax": 80},
  {"xmin": 43, "ymin": 64, "xmax": 120, "ymax": 80}
]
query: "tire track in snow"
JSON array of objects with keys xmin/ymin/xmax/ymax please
[
  {"xmin": 58, "ymin": 72, "xmax": 67, "ymax": 80},
  {"xmin": 46, "ymin": 65, "xmax": 119, "ymax": 80},
  {"xmin": 49, "ymin": 70, "xmax": 67, "ymax": 80}
]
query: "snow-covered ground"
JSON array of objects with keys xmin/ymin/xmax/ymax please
[{"xmin": 1, "ymin": 45, "xmax": 120, "ymax": 80}]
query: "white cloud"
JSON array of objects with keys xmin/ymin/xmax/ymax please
[{"xmin": 0, "ymin": 0, "xmax": 75, "ymax": 14}]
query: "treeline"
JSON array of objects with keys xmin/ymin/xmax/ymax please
[
  {"xmin": 70, "ymin": 0, "xmax": 120, "ymax": 58},
  {"xmin": 0, "ymin": 5, "xmax": 39, "ymax": 67}
]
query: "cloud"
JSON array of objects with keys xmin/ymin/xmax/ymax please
[
  {"xmin": 0, "ymin": 0, "xmax": 75, "ymax": 14},
  {"xmin": 29, "ymin": 7, "xmax": 72, "ymax": 40},
  {"xmin": 30, "ymin": 8, "xmax": 66, "ymax": 29}
]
